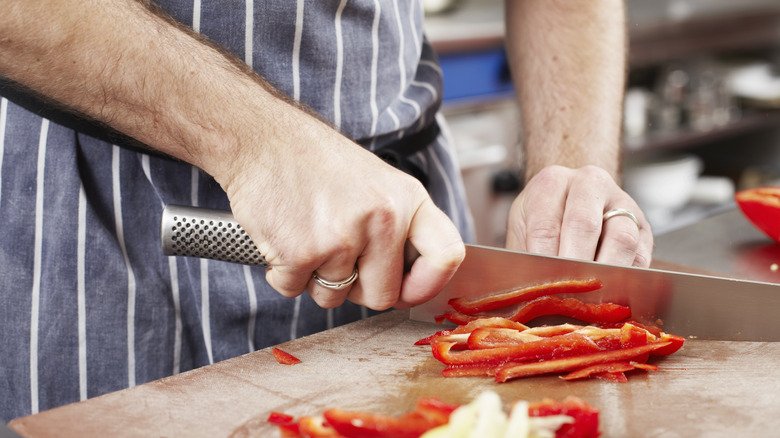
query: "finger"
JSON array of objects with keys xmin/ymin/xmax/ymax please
[
  {"xmin": 343, "ymin": 236, "xmax": 405, "ymax": 311},
  {"xmin": 596, "ymin": 214, "xmax": 641, "ymax": 266},
  {"xmin": 304, "ymin": 235, "xmax": 364, "ymax": 308},
  {"xmin": 306, "ymin": 268, "xmax": 357, "ymax": 309},
  {"xmin": 632, "ymin": 227, "xmax": 654, "ymax": 268},
  {"xmin": 520, "ymin": 168, "xmax": 569, "ymax": 256},
  {"xmin": 596, "ymin": 206, "xmax": 652, "ymax": 266},
  {"xmin": 265, "ymin": 263, "xmax": 309, "ymax": 299},
  {"xmin": 557, "ymin": 182, "xmax": 608, "ymax": 261},
  {"xmin": 397, "ymin": 199, "xmax": 464, "ymax": 307}
]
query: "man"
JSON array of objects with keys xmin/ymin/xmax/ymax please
[{"xmin": 0, "ymin": 0, "xmax": 651, "ymax": 421}]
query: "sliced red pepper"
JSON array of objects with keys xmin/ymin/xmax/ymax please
[
  {"xmin": 735, "ymin": 186, "xmax": 780, "ymax": 244},
  {"xmin": 598, "ymin": 319, "xmax": 664, "ymax": 336},
  {"xmin": 451, "ymin": 316, "xmax": 529, "ymax": 334},
  {"xmin": 522, "ymin": 323, "xmax": 583, "ymax": 337},
  {"xmin": 594, "ymin": 371, "xmax": 628, "ymax": 383},
  {"xmin": 651, "ymin": 332, "xmax": 685, "ymax": 356},
  {"xmin": 414, "ymin": 329, "xmax": 453, "ymax": 346},
  {"xmin": 507, "ymin": 296, "xmax": 631, "ymax": 324},
  {"xmin": 322, "ymin": 409, "xmax": 441, "ymax": 438},
  {"xmin": 435, "ymin": 310, "xmax": 477, "ymax": 325},
  {"xmin": 560, "ymin": 361, "xmax": 636, "ymax": 381},
  {"xmin": 267, "ymin": 412, "xmax": 302, "ymax": 438},
  {"xmin": 441, "ymin": 363, "xmax": 498, "ymax": 378},
  {"xmin": 528, "ymin": 396, "xmax": 600, "ymax": 438},
  {"xmin": 267, "ymin": 411, "xmax": 296, "ymax": 425},
  {"xmin": 431, "ymin": 332, "xmax": 602, "ymax": 366},
  {"xmin": 448, "ymin": 278, "xmax": 603, "ymax": 315},
  {"xmin": 275, "ymin": 423, "xmax": 303, "ymax": 438},
  {"xmin": 297, "ymin": 416, "xmax": 341, "ymax": 438},
  {"xmin": 494, "ymin": 341, "xmax": 671, "ymax": 383},
  {"xmin": 619, "ymin": 322, "xmax": 652, "ymax": 348},
  {"xmin": 272, "ymin": 347, "xmax": 301, "ymax": 365},
  {"xmin": 414, "ymin": 397, "xmax": 459, "ymax": 424},
  {"xmin": 466, "ymin": 327, "xmax": 542, "ymax": 350},
  {"xmin": 630, "ymin": 361, "xmax": 659, "ymax": 371}
]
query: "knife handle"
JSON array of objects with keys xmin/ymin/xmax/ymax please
[
  {"xmin": 160, "ymin": 204, "xmax": 269, "ymax": 267},
  {"xmin": 160, "ymin": 204, "xmax": 420, "ymax": 271}
]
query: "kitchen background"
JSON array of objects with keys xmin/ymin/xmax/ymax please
[{"xmin": 424, "ymin": 0, "xmax": 780, "ymax": 246}]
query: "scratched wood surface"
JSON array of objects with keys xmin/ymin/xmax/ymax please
[{"xmin": 9, "ymin": 306, "xmax": 780, "ymax": 438}]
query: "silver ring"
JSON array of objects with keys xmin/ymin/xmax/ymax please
[
  {"xmin": 603, "ymin": 208, "xmax": 641, "ymax": 230},
  {"xmin": 313, "ymin": 267, "xmax": 359, "ymax": 290}
]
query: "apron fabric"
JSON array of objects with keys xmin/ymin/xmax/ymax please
[{"xmin": 0, "ymin": 0, "xmax": 475, "ymax": 421}]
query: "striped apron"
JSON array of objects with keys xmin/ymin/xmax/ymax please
[{"xmin": 0, "ymin": 0, "xmax": 474, "ymax": 421}]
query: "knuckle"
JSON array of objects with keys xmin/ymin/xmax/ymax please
[
  {"xmin": 527, "ymin": 219, "xmax": 562, "ymax": 241},
  {"xmin": 633, "ymin": 251, "xmax": 651, "ymax": 268},
  {"xmin": 610, "ymin": 227, "xmax": 641, "ymax": 250},
  {"xmin": 265, "ymin": 270, "xmax": 305, "ymax": 299},
  {"xmin": 366, "ymin": 297, "xmax": 395, "ymax": 312},
  {"xmin": 533, "ymin": 165, "xmax": 568, "ymax": 184},
  {"xmin": 440, "ymin": 240, "xmax": 466, "ymax": 270},
  {"xmin": 564, "ymin": 214, "xmax": 602, "ymax": 238},
  {"xmin": 311, "ymin": 290, "xmax": 347, "ymax": 309}
]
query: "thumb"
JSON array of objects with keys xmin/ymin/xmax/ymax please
[{"xmin": 396, "ymin": 199, "xmax": 464, "ymax": 307}]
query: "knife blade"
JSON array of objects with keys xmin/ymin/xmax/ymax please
[{"xmin": 410, "ymin": 244, "xmax": 780, "ymax": 341}]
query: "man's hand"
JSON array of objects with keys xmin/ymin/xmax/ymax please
[
  {"xmin": 506, "ymin": 165, "xmax": 652, "ymax": 268},
  {"xmin": 224, "ymin": 127, "xmax": 465, "ymax": 311}
]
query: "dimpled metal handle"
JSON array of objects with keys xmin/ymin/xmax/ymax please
[{"xmin": 160, "ymin": 204, "xmax": 269, "ymax": 267}]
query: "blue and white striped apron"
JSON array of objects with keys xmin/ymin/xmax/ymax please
[{"xmin": 0, "ymin": 0, "xmax": 474, "ymax": 421}]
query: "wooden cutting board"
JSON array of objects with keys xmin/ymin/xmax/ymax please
[
  {"xmin": 10, "ymin": 259, "xmax": 780, "ymax": 437},
  {"xmin": 9, "ymin": 306, "xmax": 780, "ymax": 438}
]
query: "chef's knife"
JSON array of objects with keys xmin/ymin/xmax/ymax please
[
  {"xmin": 160, "ymin": 204, "xmax": 780, "ymax": 341},
  {"xmin": 409, "ymin": 244, "xmax": 780, "ymax": 341}
]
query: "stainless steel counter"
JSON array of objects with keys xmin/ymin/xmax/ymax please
[{"xmin": 654, "ymin": 206, "xmax": 780, "ymax": 284}]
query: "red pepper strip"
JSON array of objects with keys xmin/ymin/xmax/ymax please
[
  {"xmin": 651, "ymin": 333, "xmax": 685, "ymax": 356},
  {"xmin": 522, "ymin": 323, "xmax": 583, "ymax": 337},
  {"xmin": 276, "ymin": 423, "xmax": 303, "ymax": 438},
  {"xmin": 414, "ymin": 397, "xmax": 459, "ymax": 424},
  {"xmin": 620, "ymin": 322, "xmax": 653, "ymax": 348},
  {"xmin": 275, "ymin": 423, "xmax": 303, "ymax": 438},
  {"xmin": 435, "ymin": 311, "xmax": 477, "ymax": 325},
  {"xmin": 527, "ymin": 396, "xmax": 600, "ymax": 438},
  {"xmin": 735, "ymin": 186, "xmax": 780, "ymax": 244},
  {"xmin": 414, "ymin": 329, "xmax": 453, "ymax": 346},
  {"xmin": 451, "ymin": 317, "xmax": 530, "ymax": 334},
  {"xmin": 268, "ymin": 411, "xmax": 296, "ymax": 425},
  {"xmin": 267, "ymin": 412, "xmax": 302, "ymax": 438},
  {"xmin": 272, "ymin": 347, "xmax": 301, "ymax": 365},
  {"xmin": 507, "ymin": 296, "xmax": 631, "ymax": 324},
  {"xmin": 599, "ymin": 320, "xmax": 664, "ymax": 336},
  {"xmin": 448, "ymin": 278, "xmax": 603, "ymax": 315},
  {"xmin": 467, "ymin": 327, "xmax": 543, "ymax": 349},
  {"xmin": 560, "ymin": 361, "xmax": 636, "ymax": 381},
  {"xmin": 322, "ymin": 409, "xmax": 441, "ymax": 438},
  {"xmin": 494, "ymin": 341, "xmax": 671, "ymax": 383},
  {"xmin": 441, "ymin": 363, "xmax": 498, "ymax": 378},
  {"xmin": 594, "ymin": 371, "xmax": 628, "ymax": 383},
  {"xmin": 297, "ymin": 416, "xmax": 342, "ymax": 438},
  {"xmin": 431, "ymin": 332, "xmax": 601, "ymax": 366},
  {"xmin": 630, "ymin": 361, "xmax": 659, "ymax": 371}
]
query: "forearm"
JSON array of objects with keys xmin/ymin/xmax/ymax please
[
  {"xmin": 505, "ymin": 0, "xmax": 626, "ymax": 182},
  {"xmin": 0, "ymin": 0, "xmax": 327, "ymax": 185}
]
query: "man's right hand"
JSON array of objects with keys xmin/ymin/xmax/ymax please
[{"xmin": 222, "ymin": 118, "xmax": 465, "ymax": 310}]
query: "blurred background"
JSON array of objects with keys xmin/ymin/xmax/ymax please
[{"xmin": 424, "ymin": 0, "xmax": 780, "ymax": 245}]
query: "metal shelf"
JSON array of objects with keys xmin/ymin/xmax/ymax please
[{"xmin": 624, "ymin": 110, "xmax": 780, "ymax": 155}]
